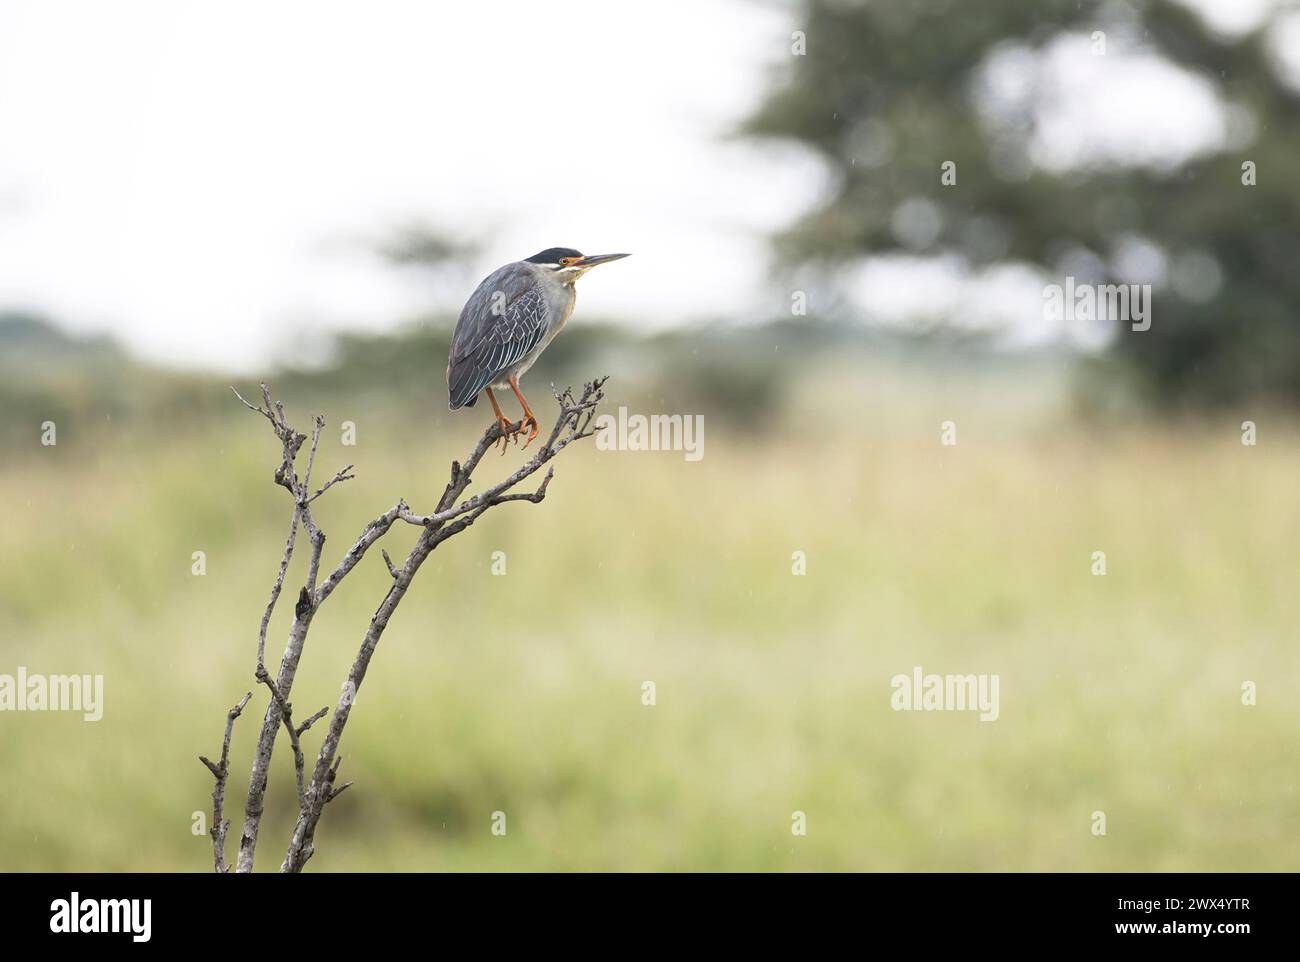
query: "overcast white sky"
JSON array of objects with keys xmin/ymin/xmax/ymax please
[
  {"xmin": 0, "ymin": 0, "xmax": 818, "ymax": 370},
  {"xmin": 0, "ymin": 0, "xmax": 1285, "ymax": 370}
]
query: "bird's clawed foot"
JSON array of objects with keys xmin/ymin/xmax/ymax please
[
  {"xmin": 519, "ymin": 416, "xmax": 540, "ymax": 449},
  {"xmin": 492, "ymin": 414, "xmax": 538, "ymax": 453},
  {"xmin": 494, "ymin": 415, "xmax": 522, "ymax": 454}
]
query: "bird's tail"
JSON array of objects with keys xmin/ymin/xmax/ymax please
[{"xmin": 447, "ymin": 361, "xmax": 481, "ymax": 410}]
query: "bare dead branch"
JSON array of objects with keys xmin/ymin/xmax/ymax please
[
  {"xmin": 230, "ymin": 385, "xmax": 270, "ymax": 420},
  {"xmin": 257, "ymin": 507, "xmax": 300, "ymax": 671},
  {"xmin": 302, "ymin": 415, "xmax": 325, "ymax": 493},
  {"xmin": 298, "ymin": 706, "xmax": 330, "ymax": 735},
  {"xmin": 323, "ymin": 755, "xmax": 351, "ymax": 804},
  {"xmin": 199, "ymin": 690, "xmax": 252, "ymax": 874},
  {"xmin": 308, "ymin": 466, "xmax": 355, "ymax": 503},
  {"xmin": 313, "ymin": 502, "xmax": 405, "ymax": 606},
  {"xmin": 279, "ymin": 379, "xmax": 607, "ymax": 873},
  {"xmin": 216, "ymin": 377, "xmax": 606, "ymax": 873},
  {"xmin": 231, "ymin": 389, "xmax": 333, "ymax": 871},
  {"xmin": 396, "ymin": 381, "xmax": 605, "ymax": 529},
  {"xmin": 492, "ymin": 466, "xmax": 555, "ymax": 505},
  {"xmin": 257, "ymin": 671, "xmax": 316, "ymax": 813},
  {"xmin": 328, "ymin": 781, "xmax": 353, "ymax": 803},
  {"xmin": 299, "ymin": 506, "xmax": 326, "ymax": 597}
]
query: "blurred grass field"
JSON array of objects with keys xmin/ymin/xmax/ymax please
[{"xmin": 1, "ymin": 355, "xmax": 1298, "ymax": 871}]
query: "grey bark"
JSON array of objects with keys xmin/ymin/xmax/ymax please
[{"xmin": 199, "ymin": 379, "xmax": 606, "ymax": 873}]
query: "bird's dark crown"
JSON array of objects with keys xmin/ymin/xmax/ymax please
[{"xmin": 525, "ymin": 247, "xmax": 582, "ymax": 264}]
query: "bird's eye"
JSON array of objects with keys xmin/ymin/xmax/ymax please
[{"xmin": 559, "ymin": 256, "xmax": 578, "ymax": 266}]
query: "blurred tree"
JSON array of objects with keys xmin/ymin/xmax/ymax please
[
  {"xmin": 0, "ymin": 310, "xmax": 123, "ymax": 361},
  {"xmin": 378, "ymin": 221, "xmax": 482, "ymax": 271},
  {"xmin": 0, "ymin": 312, "xmax": 228, "ymax": 453},
  {"xmin": 744, "ymin": 0, "xmax": 1300, "ymax": 409}
]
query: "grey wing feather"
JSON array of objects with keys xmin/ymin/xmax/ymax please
[{"xmin": 447, "ymin": 265, "xmax": 550, "ymax": 410}]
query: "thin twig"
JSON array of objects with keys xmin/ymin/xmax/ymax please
[
  {"xmin": 302, "ymin": 416, "xmax": 325, "ymax": 493},
  {"xmin": 309, "ymin": 466, "xmax": 355, "ymax": 503},
  {"xmin": 256, "ymin": 671, "xmax": 329, "ymax": 815},
  {"xmin": 199, "ymin": 691, "xmax": 252, "ymax": 874},
  {"xmin": 257, "ymin": 506, "xmax": 300, "ymax": 671}
]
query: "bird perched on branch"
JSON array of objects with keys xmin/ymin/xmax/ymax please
[{"xmin": 447, "ymin": 247, "xmax": 629, "ymax": 450}]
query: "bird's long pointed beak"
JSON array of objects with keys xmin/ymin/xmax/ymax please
[{"xmin": 574, "ymin": 252, "xmax": 630, "ymax": 268}]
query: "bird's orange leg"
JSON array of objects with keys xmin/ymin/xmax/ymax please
[
  {"xmin": 507, "ymin": 376, "xmax": 540, "ymax": 448},
  {"xmin": 485, "ymin": 388, "xmax": 517, "ymax": 453}
]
